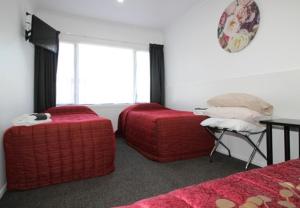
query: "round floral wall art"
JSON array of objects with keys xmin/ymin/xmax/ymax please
[{"xmin": 218, "ymin": 0, "xmax": 260, "ymax": 53}]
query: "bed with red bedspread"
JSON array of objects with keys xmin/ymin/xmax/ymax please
[
  {"xmin": 117, "ymin": 103, "xmax": 214, "ymax": 162},
  {"xmin": 4, "ymin": 106, "xmax": 115, "ymax": 191},
  {"xmin": 116, "ymin": 159, "xmax": 300, "ymax": 208}
]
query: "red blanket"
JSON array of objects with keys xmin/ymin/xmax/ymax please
[
  {"xmin": 4, "ymin": 106, "xmax": 115, "ymax": 190},
  {"xmin": 116, "ymin": 159, "xmax": 300, "ymax": 208},
  {"xmin": 118, "ymin": 103, "xmax": 214, "ymax": 162}
]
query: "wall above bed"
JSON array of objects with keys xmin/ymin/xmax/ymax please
[
  {"xmin": 33, "ymin": 9, "xmax": 165, "ymax": 133},
  {"xmin": 35, "ymin": 9, "xmax": 164, "ymax": 50},
  {"xmin": 164, "ymin": 0, "xmax": 300, "ymax": 166}
]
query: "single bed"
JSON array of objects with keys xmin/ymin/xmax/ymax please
[
  {"xmin": 4, "ymin": 105, "xmax": 115, "ymax": 190},
  {"xmin": 116, "ymin": 159, "xmax": 300, "ymax": 208},
  {"xmin": 117, "ymin": 103, "xmax": 214, "ymax": 162}
]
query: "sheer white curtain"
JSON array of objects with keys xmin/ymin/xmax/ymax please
[
  {"xmin": 136, "ymin": 51, "xmax": 150, "ymax": 103},
  {"xmin": 56, "ymin": 42, "xmax": 75, "ymax": 105}
]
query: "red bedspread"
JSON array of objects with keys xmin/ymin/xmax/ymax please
[
  {"xmin": 116, "ymin": 159, "xmax": 300, "ymax": 208},
  {"xmin": 118, "ymin": 103, "xmax": 214, "ymax": 162},
  {"xmin": 4, "ymin": 106, "xmax": 115, "ymax": 190}
]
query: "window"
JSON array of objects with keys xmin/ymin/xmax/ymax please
[{"xmin": 56, "ymin": 42, "xmax": 150, "ymax": 105}]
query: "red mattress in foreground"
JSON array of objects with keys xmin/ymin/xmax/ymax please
[
  {"xmin": 118, "ymin": 103, "xmax": 214, "ymax": 162},
  {"xmin": 116, "ymin": 159, "xmax": 300, "ymax": 208},
  {"xmin": 4, "ymin": 106, "xmax": 115, "ymax": 190}
]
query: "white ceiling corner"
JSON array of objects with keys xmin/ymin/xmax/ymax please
[{"xmin": 31, "ymin": 0, "xmax": 200, "ymax": 29}]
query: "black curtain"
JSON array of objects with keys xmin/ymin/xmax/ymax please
[
  {"xmin": 34, "ymin": 44, "xmax": 59, "ymax": 113},
  {"xmin": 150, "ymin": 44, "xmax": 165, "ymax": 106}
]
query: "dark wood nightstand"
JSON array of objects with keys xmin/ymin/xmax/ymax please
[{"xmin": 260, "ymin": 119, "xmax": 300, "ymax": 165}]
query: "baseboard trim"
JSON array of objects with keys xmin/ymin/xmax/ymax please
[
  {"xmin": 0, "ymin": 183, "xmax": 7, "ymax": 199},
  {"xmin": 217, "ymin": 149, "xmax": 266, "ymax": 168}
]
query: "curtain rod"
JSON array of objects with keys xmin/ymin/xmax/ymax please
[{"xmin": 61, "ymin": 32, "xmax": 153, "ymax": 47}]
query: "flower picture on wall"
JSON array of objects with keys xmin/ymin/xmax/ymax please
[{"xmin": 218, "ymin": 0, "xmax": 260, "ymax": 53}]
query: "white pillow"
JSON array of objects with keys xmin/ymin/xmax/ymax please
[
  {"xmin": 204, "ymin": 107, "xmax": 268, "ymax": 123},
  {"xmin": 201, "ymin": 118, "xmax": 265, "ymax": 133}
]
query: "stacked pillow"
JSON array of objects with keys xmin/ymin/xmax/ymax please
[
  {"xmin": 207, "ymin": 93, "xmax": 273, "ymax": 116},
  {"xmin": 201, "ymin": 93, "xmax": 273, "ymax": 133}
]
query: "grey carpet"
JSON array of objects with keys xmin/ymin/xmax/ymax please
[{"xmin": 0, "ymin": 138, "xmax": 255, "ymax": 208}]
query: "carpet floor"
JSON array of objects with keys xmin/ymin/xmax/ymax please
[{"xmin": 0, "ymin": 138, "xmax": 255, "ymax": 208}]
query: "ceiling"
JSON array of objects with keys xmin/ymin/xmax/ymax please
[{"xmin": 32, "ymin": 0, "xmax": 200, "ymax": 29}]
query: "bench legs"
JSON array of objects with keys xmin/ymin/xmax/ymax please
[
  {"xmin": 245, "ymin": 132, "xmax": 266, "ymax": 170},
  {"xmin": 207, "ymin": 128, "xmax": 267, "ymax": 171},
  {"xmin": 208, "ymin": 129, "xmax": 231, "ymax": 162}
]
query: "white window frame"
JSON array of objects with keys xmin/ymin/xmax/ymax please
[{"xmin": 58, "ymin": 39, "xmax": 150, "ymax": 105}]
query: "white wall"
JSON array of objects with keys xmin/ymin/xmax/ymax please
[
  {"xmin": 164, "ymin": 0, "xmax": 300, "ymax": 166},
  {"xmin": 36, "ymin": 9, "xmax": 164, "ymax": 50},
  {"xmin": 0, "ymin": 0, "xmax": 35, "ymax": 198},
  {"xmin": 89, "ymin": 104, "xmax": 131, "ymax": 132}
]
